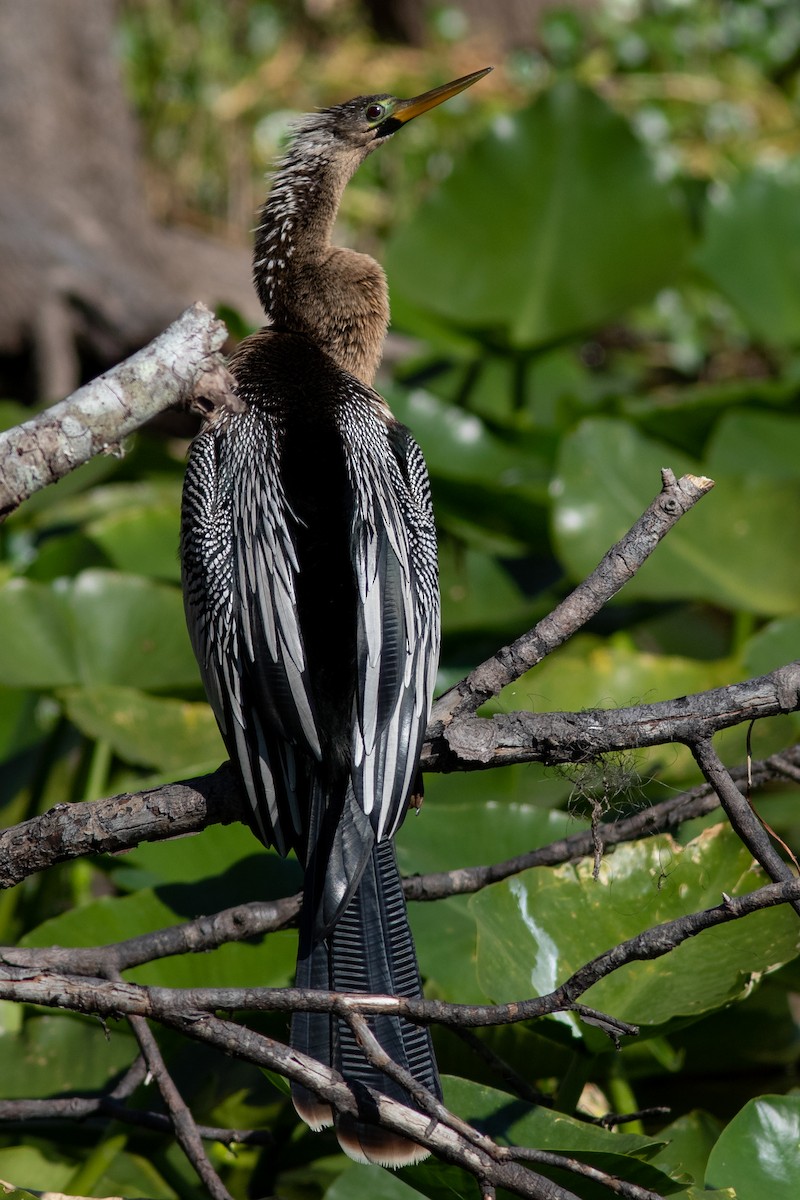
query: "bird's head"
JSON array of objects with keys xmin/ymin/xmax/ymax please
[{"xmin": 290, "ymin": 67, "xmax": 492, "ymax": 160}]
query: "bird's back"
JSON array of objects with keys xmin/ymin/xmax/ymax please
[{"xmin": 181, "ymin": 328, "xmax": 439, "ymax": 897}]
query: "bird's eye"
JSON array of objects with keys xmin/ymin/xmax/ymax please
[{"xmin": 365, "ymin": 103, "xmax": 385, "ymax": 123}]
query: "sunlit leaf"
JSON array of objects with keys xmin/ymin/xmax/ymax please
[
  {"xmin": 439, "ymin": 543, "xmax": 541, "ymax": 637},
  {"xmin": 0, "ymin": 1012, "xmax": 134, "ymax": 1100},
  {"xmin": 649, "ymin": 1110, "xmax": 724, "ymax": 1190},
  {"xmin": 88, "ymin": 497, "xmax": 182, "ymax": 581},
  {"xmin": 471, "ymin": 826, "xmax": 800, "ymax": 1032},
  {"xmin": 743, "ymin": 617, "xmax": 800, "ymax": 676},
  {"xmin": 553, "ymin": 418, "xmax": 800, "ymax": 614},
  {"xmin": 326, "ymin": 1165, "xmax": 427, "ymax": 1199},
  {"xmin": 705, "ymin": 1094, "xmax": 800, "ymax": 1197},
  {"xmin": 695, "ymin": 169, "xmax": 800, "ymax": 348},
  {"xmin": 59, "ymin": 683, "xmax": 223, "ymax": 770},
  {"xmin": 0, "ymin": 1145, "xmax": 73, "ymax": 1195},
  {"xmin": 387, "ymin": 82, "xmax": 691, "ymax": 348},
  {"xmin": 0, "ymin": 570, "xmax": 199, "ymax": 690}
]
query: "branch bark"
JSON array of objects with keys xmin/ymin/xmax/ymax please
[
  {"xmin": 428, "ymin": 468, "xmax": 714, "ymax": 736},
  {"xmin": 0, "ymin": 302, "xmax": 234, "ymax": 519}
]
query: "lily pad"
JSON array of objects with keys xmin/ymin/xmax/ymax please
[
  {"xmin": 387, "ymin": 82, "xmax": 691, "ymax": 348},
  {"xmin": 471, "ymin": 825, "xmax": 800, "ymax": 1032}
]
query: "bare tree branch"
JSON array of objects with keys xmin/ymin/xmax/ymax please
[
  {"xmin": 426, "ymin": 663, "xmax": 800, "ymax": 770},
  {"xmin": 0, "ymin": 310, "xmax": 797, "ymax": 1197},
  {"xmin": 125, "ymin": 1001, "xmax": 234, "ymax": 1200},
  {"xmin": 692, "ymin": 738, "xmax": 800, "ymax": 918},
  {"xmin": 0, "ymin": 1092, "xmax": 272, "ymax": 1146},
  {"xmin": 3, "ymin": 876, "xmax": 798, "ymax": 1033},
  {"xmin": 0, "ymin": 302, "xmax": 236, "ymax": 520},
  {"xmin": 428, "ymin": 468, "xmax": 714, "ymax": 737},
  {"xmin": 0, "ymin": 762, "xmax": 240, "ymax": 889},
  {"xmin": 5, "ymin": 703, "xmax": 799, "ymax": 896}
]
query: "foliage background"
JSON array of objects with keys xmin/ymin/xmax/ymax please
[{"xmin": 2, "ymin": 0, "xmax": 800, "ymax": 1196}]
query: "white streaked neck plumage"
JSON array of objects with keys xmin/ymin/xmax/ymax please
[{"xmin": 252, "ymin": 116, "xmax": 390, "ymax": 387}]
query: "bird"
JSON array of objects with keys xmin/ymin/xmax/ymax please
[{"xmin": 180, "ymin": 67, "xmax": 491, "ymax": 1167}]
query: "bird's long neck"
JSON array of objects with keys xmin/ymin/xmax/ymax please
[{"xmin": 253, "ymin": 133, "xmax": 390, "ymax": 387}]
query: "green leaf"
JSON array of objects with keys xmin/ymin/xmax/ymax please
[
  {"xmin": 471, "ymin": 825, "xmax": 800, "ymax": 1032},
  {"xmin": 553, "ymin": 418, "xmax": 800, "ymax": 614},
  {"xmin": 390, "ymin": 388, "xmax": 547, "ymax": 491},
  {"xmin": 0, "ymin": 570, "xmax": 199, "ymax": 690},
  {"xmin": 59, "ymin": 684, "xmax": 224, "ymax": 771},
  {"xmin": 387, "ymin": 82, "xmax": 690, "ymax": 348},
  {"xmin": 443, "ymin": 1075, "xmax": 661, "ymax": 1156},
  {"xmin": 0, "ymin": 1145, "xmax": 73, "ymax": 1195},
  {"xmin": 0, "ymin": 1012, "xmax": 134, "ymax": 1100},
  {"xmin": 0, "ymin": 688, "xmax": 44, "ymax": 760},
  {"xmin": 650, "ymin": 1110, "xmax": 724, "ymax": 1189},
  {"xmin": 439, "ymin": 543, "xmax": 541, "ymax": 637},
  {"xmin": 88, "ymin": 496, "xmax": 182, "ymax": 581},
  {"xmin": 326, "ymin": 1165, "xmax": 428, "ymax": 1199},
  {"xmin": 398, "ymin": 781, "xmax": 578, "ymax": 877},
  {"xmin": 705, "ymin": 1094, "xmax": 800, "ymax": 1197},
  {"xmin": 743, "ymin": 617, "xmax": 800, "ymax": 676},
  {"xmin": 410, "ymin": 895, "xmax": 484, "ymax": 1003},
  {"xmin": 494, "ymin": 631, "xmax": 734, "ymax": 720},
  {"xmin": 390, "ymin": 387, "xmax": 549, "ymax": 551},
  {"xmin": 109, "ymin": 820, "xmax": 301, "ymax": 903},
  {"xmin": 441, "ymin": 1076, "xmax": 676, "ymax": 1191},
  {"xmin": 695, "ymin": 168, "xmax": 800, "ymax": 347},
  {"xmin": 706, "ymin": 410, "xmax": 800, "ymax": 481}
]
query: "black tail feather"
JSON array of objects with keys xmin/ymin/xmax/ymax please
[
  {"xmin": 291, "ymin": 928, "xmax": 335, "ymax": 1130},
  {"xmin": 291, "ymin": 838, "xmax": 440, "ymax": 1163}
]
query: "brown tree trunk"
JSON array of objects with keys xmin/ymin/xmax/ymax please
[{"xmin": 0, "ymin": 0, "xmax": 259, "ymax": 403}]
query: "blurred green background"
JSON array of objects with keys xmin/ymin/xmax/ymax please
[{"xmin": 2, "ymin": 1, "xmax": 800, "ymax": 1197}]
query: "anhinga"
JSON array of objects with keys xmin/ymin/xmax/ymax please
[{"xmin": 181, "ymin": 67, "xmax": 490, "ymax": 1166}]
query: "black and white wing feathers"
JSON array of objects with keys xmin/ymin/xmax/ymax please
[
  {"xmin": 181, "ymin": 407, "xmax": 320, "ymax": 855},
  {"xmin": 344, "ymin": 406, "xmax": 440, "ymax": 843}
]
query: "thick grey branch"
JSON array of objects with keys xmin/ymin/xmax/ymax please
[
  {"xmin": 0, "ymin": 302, "xmax": 234, "ymax": 519},
  {"xmin": 5, "ymin": 739, "xmax": 800, "ymax": 914},
  {"xmin": 427, "ymin": 663, "xmax": 800, "ymax": 770},
  {"xmin": 0, "ymin": 762, "xmax": 240, "ymax": 888}
]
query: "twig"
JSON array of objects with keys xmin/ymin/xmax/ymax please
[
  {"xmin": 591, "ymin": 1107, "xmax": 670, "ymax": 1129},
  {"xmin": 0, "ymin": 892, "xmax": 301, "ymax": 976},
  {"xmin": 125, "ymin": 1006, "xmax": 234, "ymax": 1200},
  {"xmin": 429, "ymin": 468, "xmax": 714, "ymax": 735},
  {"xmin": 0, "ymin": 1092, "xmax": 271, "ymax": 1145},
  {"xmin": 691, "ymin": 739, "xmax": 800, "ymax": 918},
  {"xmin": 505, "ymin": 1147, "xmax": 664, "ymax": 1200}
]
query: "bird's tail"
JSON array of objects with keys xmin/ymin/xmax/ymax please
[{"xmin": 291, "ymin": 838, "xmax": 441, "ymax": 1166}]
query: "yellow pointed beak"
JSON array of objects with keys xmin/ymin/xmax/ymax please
[{"xmin": 392, "ymin": 67, "xmax": 492, "ymax": 125}]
